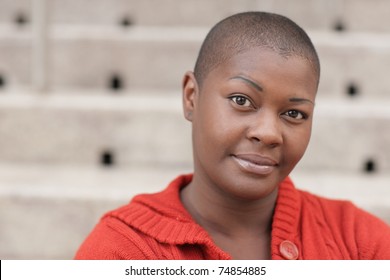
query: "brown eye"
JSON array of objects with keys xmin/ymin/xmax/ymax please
[
  {"xmin": 230, "ymin": 96, "xmax": 252, "ymax": 107},
  {"xmin": 284, "ymin": 110, "xmax": 306, "ymax": 120}
]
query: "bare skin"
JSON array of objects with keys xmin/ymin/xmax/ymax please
[
  {"xmin": 181, "ymin": 48, "xmax": 318, "ymax": 259},
  {"xmin": 181, "ymin": 181, "xmax": 276, "ymax": 259}
]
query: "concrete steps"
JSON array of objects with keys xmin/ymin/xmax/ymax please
[
  {"xmin": 0, "ymin": 92, "xmax": 192, "ymax": 167},
  {"xmin": 0, "ymin": 164, "xmax": 188, "ymax": 259},
  {"xmin": 1, "ymin": 0, "xmax": 390, "ymax": 260},
  {"xmin": 3, "ymin": 0, "xmax": 390, "ymax": 32},
  {"xmin": 0, "ymin": 163, "xmax": 388, "ymax": 259},
  {"xmin": 2, "ymin": 26, "xmax": 390, "ymax": 97},
  {"xmin": 0, "ymin": 93, "xmax": 389, "ymax": 173}
]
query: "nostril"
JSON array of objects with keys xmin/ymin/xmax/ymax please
[
  {"xmin": 249, "ymin": 133, "xmax": 282, "ymax": 147},
  {"xmin": 252, "ymin": 136, "xmax": 261, "ymax": 143}
]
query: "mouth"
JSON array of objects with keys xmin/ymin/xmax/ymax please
[{"xmin": 231, "ymin": 154, "xmax": 278, "ymax": 176}]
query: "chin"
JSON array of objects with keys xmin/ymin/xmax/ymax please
[{"xmin": 222, "ymin": 175, "xmax": 280, "ymax": 201}]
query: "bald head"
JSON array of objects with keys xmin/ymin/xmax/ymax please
[{"xmin": 194, "ymin": 12, "xmax": 320, "ymax": 87}]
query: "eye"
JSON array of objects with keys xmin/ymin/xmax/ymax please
[
  {"xmin": 229, "ymin": 95, "xmax": 253, "ymax": 107},
  {"xmin": 283, "ymin": 110, "xmax": 307, "ymax": 120}
]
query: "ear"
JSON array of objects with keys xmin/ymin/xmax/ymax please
[{"xmin": 182, "ymin": 71, "xmax": 199, "ymax": 122}]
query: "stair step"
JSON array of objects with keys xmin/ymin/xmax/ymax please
[
  {"xmin": 3, "ymin": 0, "xmax": 390, "ymax": 32},
  {"xmin": 0, "ymin": 164, "xmax": 388, "ymax": 259},
  {"xmin": 2, "ymin": 26, "xmax": 390, "ymax": 97},
  {"xmin": 0, "ymin": 93, "xmax": 389, "ymax": 173}
]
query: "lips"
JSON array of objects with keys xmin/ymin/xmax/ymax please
[{"xmin": 232, "ymin": 154, "xmax": 278, "ymax": 176}]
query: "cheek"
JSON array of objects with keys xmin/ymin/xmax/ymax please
[
  {"xmin": 195, "ymin": 101, "xmax": 240, "ymax": 156},
  {"xmin": 283, "ymin": 124, "xmax": 312, "ymax": 164}
]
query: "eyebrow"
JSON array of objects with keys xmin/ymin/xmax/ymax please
[
  {"xmin": 230, "ymin": 76, "xmax": 263, "ymax": 92},
  {"xmin": 231, "ymin": 75, "xmax": 315, "ymax": 105},
  {"xmin": 289, "ymin": 97, "xmax": 315, "ymax": 105}
]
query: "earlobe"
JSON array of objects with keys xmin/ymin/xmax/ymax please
[{"xmin": 182, "ymin": 71, "xmax": 199, "ymax": 122}]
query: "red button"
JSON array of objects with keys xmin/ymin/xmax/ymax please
[{"xmin": 279, "ymin": 240, "xmax": 299, "ymax": 260}]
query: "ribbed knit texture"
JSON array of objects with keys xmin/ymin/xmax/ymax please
[{"xmin": 75, "ymin": 174, "xmax": 390, "ymax": 260}]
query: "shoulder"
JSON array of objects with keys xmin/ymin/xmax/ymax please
[
  {"xmin": 75, "ymin": 174, "xmax": 193, "ymax": 260},
  {"xmin": 298, "ymin": 188, "xmax": 387, "ymax": 227},
  {"xmin": 298, "ymin": 189, "xmax": 390, "ymax": 259},
  {"xmin": 74, "ymin": 210, "xmax": 157, "ymax": 260}
]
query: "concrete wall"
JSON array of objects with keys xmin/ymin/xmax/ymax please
[{"xmin": 0, "ymin": 0, "xmax": 389, "ymax": 259}]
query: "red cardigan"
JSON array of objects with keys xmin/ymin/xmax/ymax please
[{"xmin": 75, "ymin": 174, "xmax": 390, "ymax": 260}]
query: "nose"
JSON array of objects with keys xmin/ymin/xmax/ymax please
[{"xmin": 247, "ymin": 110, "xmax": 283, "ymax": 147}]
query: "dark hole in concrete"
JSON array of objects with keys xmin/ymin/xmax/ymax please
[
  {"xmin": 109, "ymin": 74, "xmax": 123, "ymax": 91},
  {"xmin": 364, "ymin": 159, "xmax": 376, "ymax": 173},
  {"xmin": 15, "ymin": 12, "xmax": 29, "ymax": 26},
  {"xmin": 333, "ymin": 21, "xmax": 346, "ymax": 32},
  {"xmin": 120, "ymin": 16, "xmax": 133, "ymax": 28},
  {"xmin": 347, "ymin": 83, "xmax": 359, "ymax": 97},
  {"xmin": 101, "ymin": 151, "xmax": 115, "ymax": 166},
  {"xmin": 0, "ymin": 74, "xmax": 5, "ymax": 88}
]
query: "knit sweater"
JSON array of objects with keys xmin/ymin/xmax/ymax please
[{"xmin": 75, "ymin": 174, "xmax": 390, "ymax": 260}]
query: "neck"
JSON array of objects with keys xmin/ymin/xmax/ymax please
[{"xmin": 180, "ymin": 174, "xmax": 278, "ymax": 238}]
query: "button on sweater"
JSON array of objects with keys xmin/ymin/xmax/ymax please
[{"xmin": 75, "ymin": 174, "xmax": 390, "ymax": 260}]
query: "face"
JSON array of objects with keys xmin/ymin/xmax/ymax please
[{"xmin": 182, "ymin": 48, "xmax": 318, "ymax": 201}]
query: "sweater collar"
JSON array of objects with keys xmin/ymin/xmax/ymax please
[
  {"xmin": 270, "ymin": 177, "xmax": 301, "ymax": 259},
  {"xmin": 109, "ymin": 175, "xmax": 215, "ymax": 244},
  {"xmin": 110, "ymin": 174, "xmax": 300, "ymax": 259}
]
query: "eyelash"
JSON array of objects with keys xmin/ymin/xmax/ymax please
[
  {"xmin": 282, "ymin": 110, "xmax": 307, "ymax": 120},
  {"xmin": 229, "ymin": 95, "xmax": 308, "ymax": 120},
  {"xmin": 229, "ymin": 95, "xmax": 253, "ymax": 108}
]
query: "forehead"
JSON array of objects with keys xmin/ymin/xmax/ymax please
[{"xmin": 202, "ymin": 48, "xmax": 318, "ymax": 96}]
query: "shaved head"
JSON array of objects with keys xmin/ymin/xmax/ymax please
[{"xmin": 194, "ymin": 12, "xmax": 320, "ymax": 87}]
